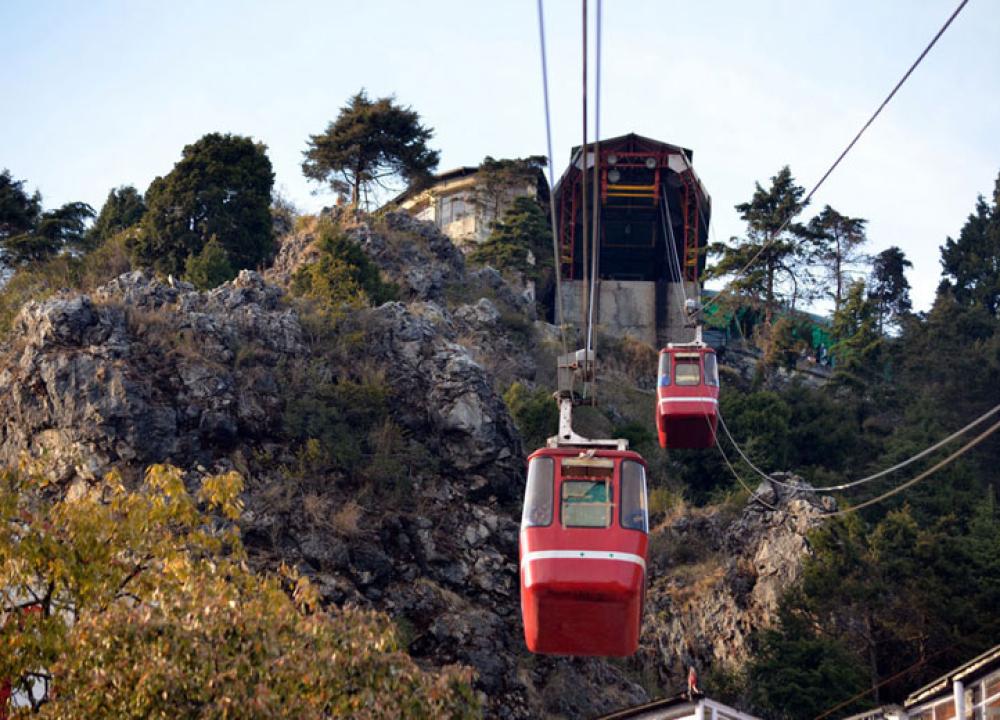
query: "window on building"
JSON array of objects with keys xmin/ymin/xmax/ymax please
[
  {"xmin": 440, "ymin": 197, "xmax": 468, "ymax": 225},
  {"xmin": 675, "ymin": 359, "xmax": 701, "ymax": 386},
  {"xmin": 561, "ymin": 480, "xmax": 612, "ymax": 528},
  {"xmin": 620, "ymin": 461, "xmax": 648, "ymax": 532},
  {"xmin": 521, "ymin": 457, "xmax": 554, "ymax": 528},
  {"xmin": 985, "ymin": 673, "xmax": 1000, "ymax": 720},
  {"xmin": 937, "ymin": 700, "xmax": 957, "ymax": 720}
]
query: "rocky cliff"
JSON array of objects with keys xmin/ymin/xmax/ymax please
[{"xmin": 0, "ymin": 213, "xmax": 834, "ymax": 718}]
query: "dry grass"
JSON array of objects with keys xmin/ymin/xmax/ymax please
[
  {"xmin": 663, "ymin": 557, "xmax": 726, "ymax": 611},
  {"xmin": 331, "ymin": 500, "xmax": 364, "ymax": 537},
  {"xmin": 301, "ymin": 492, "xmax": 333, "ymax": 529}
]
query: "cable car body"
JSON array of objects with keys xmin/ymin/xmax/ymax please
[
  {"xmin": 656, "ymin": 343, "xmax": 719, "ymax": 449},
  {"xmin": 519, "ymin": 444, "xmax": 649, "ymax": 657}
]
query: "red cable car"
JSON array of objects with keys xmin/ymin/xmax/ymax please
[
  {"xmin": 519, "ymin": 444, "xmax": 649, "ymax": 656},
  {"xmin": 656, "ymin": 343, "xmax": 719, "ymax": 449}
]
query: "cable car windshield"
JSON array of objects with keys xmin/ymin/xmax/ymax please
[
  {"xmin": 620, "ymin": 461, "xmax": 648, "ymax": 532},
  {"xmin": 704, "ymin": 352, "xmax": 719, "ymax": 387},
  {"xmin": 675, "ymin": 359, "xmax": 701, "ymax": 386},
  {"xmin": 522, "ymin": 457, "xmax": 554, "ymax": 528},
  {"xmin": 561, "ymin": 480, "xmax": 612, "ymax": 528}
]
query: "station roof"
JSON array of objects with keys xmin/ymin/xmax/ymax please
[
  {"xmin": 553, "ymin": 132, "xmax": 710, "ymax": 206},
  {"xmin": 906, "ymin": 644, "xmax": 1000, "ymax": 707}
]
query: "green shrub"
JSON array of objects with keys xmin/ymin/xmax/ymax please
[
  {"xmin": 503, "ymin": 382, "xmax": 557, "ymax": 451},
  {"xmin": 282, "ymin": 373, "xmax": 390, "ymax": 471},
  {"xmin": 184, "ymin": 236, "xmax": 236, "ymax": 289},
  {"xmin": 613, "ymin": 420, "xmax": 656, "ymax": 453},
  {"xmin": 291, "ymin": 221, "xmax": 397, "ymax": 313}
]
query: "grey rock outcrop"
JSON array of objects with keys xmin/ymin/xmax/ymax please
[
  {"xmin": 0, "ymin": 270, "xmax": 302, "ymax": 481},
  {"xmin": 640, "ymin": 473, "xmax": 835, "ymax": 688},
  {"xmin": 353, "ymin": 300, "xmax": 522, "ymax": 488}
]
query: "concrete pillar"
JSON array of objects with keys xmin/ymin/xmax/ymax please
[{"xmin": 955, "ymin": 679, "xmax": 966, "ymax": 720}]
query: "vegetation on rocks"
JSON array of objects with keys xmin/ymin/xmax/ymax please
[
  {"xmin": 0, "ymin": 464, "xmax": 478, "ymax": 718},
  {"xmin": 290, "ymin": 221, "xmax": 398, "ymax": 312}
]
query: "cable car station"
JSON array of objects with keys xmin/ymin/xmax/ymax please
[{"xmin": 552, "ymin": 133, "xmax": 711, "ymax": 348}]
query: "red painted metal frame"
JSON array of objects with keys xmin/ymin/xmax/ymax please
[
  {"xmin": 559, "ymin": 174, "xmax": 580, "ymax": 279},
  {"xmin": 679, "ymin": 170, "xmax": 701, "ymax": 283},
  {"xmin": 555, "ymin": 142, "xmax": 707, "ymax": 284}
]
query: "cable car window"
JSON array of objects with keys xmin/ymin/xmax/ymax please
[
  {"xmin": 675, "ymin": 359, "xmax": 701, "ymax": 386},
  {"xmin": 704, "ymin": 352, "xmax": 719, "ymax": 387},
  {"xmin": 561, "ymin": 480, "xmax": 612, "ymax": 528},
  {"xmin": 620, "ymin": 461, "xmax": 648, "ymax": 532},
  {"xmin": 658, "ymin": 352, "xmax": 670, "ymax": 387},
  {"xmin": 521, "ymin": 457, "xmax": 554, "ymax": 528}
]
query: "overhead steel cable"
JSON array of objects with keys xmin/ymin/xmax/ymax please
[
  {"xmin": 720, "ymin": 401, "xmax": 1000, "ymax": 493},
  {"xmin": 813, "ymin": 401, "xmax": 1000, "ymax": 491},
  {"xmin": 715, "ymin": 431, "xmax": 779, "ymax": 510},
  {"xmin": 580, "ymin": 0, "xmax": 590, "ymax": 386},
  {"xmin": 536, "ymin": 0, "xmax": 569, "ymax": 356},
  {"xmin": 703, "ymin": 0, "xmax": 970, "ymax": 314},
  {"xmin": 824, "ymin": 416, "xmax": 1000, "ymax": 517},
  {"xmin": 585, "ymin": 0, "xmax": 603, "ymax": 386},
  {"xmin": 658, "ymin": 186, "xmax": 777, "ymax": 510},
  {"xmin": 717, "ymin": 412, "xmax": 778, "ymax": 484}
]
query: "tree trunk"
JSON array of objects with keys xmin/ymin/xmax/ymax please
[
  {"xmin": 866, "ymin": 612, "xmax": 880, "ymax": 704},
  {"xmin": 835, "ymin": 232, "xmax": 843, "ymax": 314}
]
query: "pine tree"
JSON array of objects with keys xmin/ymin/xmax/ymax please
[
  {"xmin": 869, "ymin": 246, "xmax": 912, "ymax": 334},
  {"xmin": 808, "ymin": 205, "xmax": 868, "ymax": 313},
  {"xmin": 302, "ymin": 90, "xmax": 439, "ymax": 208},
  {"xmin": 0, "ymin": 170, "xmax": 42, "ymax": 268},
  {"xmin": 88, "ymin": 185, "xmax": 146, "ymax": 247},
  {"xmin": 708, "ymin": 166, "xmax": 812, "ymax": 355},
  {"xmin": 940, "ymin": 171, "xmax": 1000, "ymax": 315}
]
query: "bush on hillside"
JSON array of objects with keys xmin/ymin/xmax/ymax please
[
  {"xmin": 184, "ymin": 235, "xmax": 236, "ymax": 289},
  {"xmin": 504, "ymin": 382, "xmax": 557, "ymax": 451},
  {"xmin": 290, "ymin": 222, "xmax": 397, "ymax": 313},
  {"xmin": 0, "ymin": 464, "xmax": 479, "ymax": 718}
]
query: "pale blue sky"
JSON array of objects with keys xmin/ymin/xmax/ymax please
[{"xmin": 2, "ymin": 1, "xmax": 998, "ymax": 311}]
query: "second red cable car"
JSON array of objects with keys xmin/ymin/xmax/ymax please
[{"xmin": 656, "ymin": 344, "xmax": 719, "ymax": 449}]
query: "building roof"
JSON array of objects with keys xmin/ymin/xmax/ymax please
[
  {"xmin": 553, "ymin": 132, "xmax": 709, "ymax": 206},
  {"xmin": 594, "ymin": 693, "xmax": 700, "ymax": 720},
  {"xmin": 906, "ymin": 645, "xmax": 1000, "ymax": 707},
  {"xmin": 387, "ymin": 166, "xmax": 480, "ymax": 206},
  {"xmin": 568, "ymin": 132, "xmax": 695, "ymax": 161}
]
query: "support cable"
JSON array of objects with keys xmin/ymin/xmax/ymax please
[
  {"xmin": 535, "ymin": 0, "xmax": 569, "ymax": 356},
  {"xmin": 824, "ymin": 417, "xmax": 1000, "ymax": 517},
  {"xmin": 580, "ymin": 0, "xmax": 590, "ymax": 388},
  {"xmin": 703, "ymin": 0, "xmax": 969, "ymax": 313},
  {"xmin": 717, "ymin": 412, "xmax": 777, "ymax": 484},
  {"xmin": 720, "ymin": 401, "xmax": 1000, "ymax": 493},
  {"xmin": 585, "ymin": 0, "xmax": 603, "ymax": 393},
  {"xmin": 715, "ymin": 433, "xmax": 779, "ymax": 511}
]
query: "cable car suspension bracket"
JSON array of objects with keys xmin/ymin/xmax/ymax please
[{"xmin": 550, "ymin": 349, "xmax": 628, "ymax": 451}]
